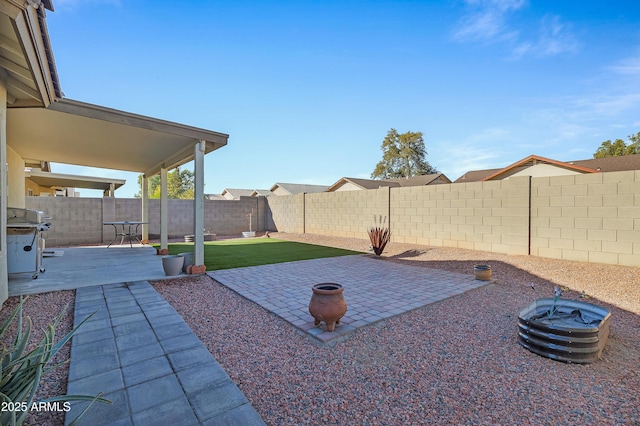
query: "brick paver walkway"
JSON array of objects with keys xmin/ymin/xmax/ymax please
[{"xmin": 210, "ymin": 255, "xmax": 488, "ymax": 344}]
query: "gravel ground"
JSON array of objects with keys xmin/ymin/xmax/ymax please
[
  {"xmin": 6, "ymin": 233, "xmax": 639, "ymax": 425},
  {"xmin": 0, "ymin": 290, "xmax": 75, "ymax": 426},
  {"xmin": 153, "ymin": 233, "xmax": 640, "ymax": 425}
]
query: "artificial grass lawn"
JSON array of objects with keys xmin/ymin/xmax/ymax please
[{"xmin": 159, "ymin": 238, "xmax": 363, "ymax": 271}]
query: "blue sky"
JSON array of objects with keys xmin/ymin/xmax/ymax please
[{"xmin": 46, "ymin": 0, "xmax": 640, "ymax": 197}]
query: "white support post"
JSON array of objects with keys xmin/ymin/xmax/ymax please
[
  {"xmin": 160, "ymin": 167, "xmax": 168, "ymax": 251},
  {"xmin": 141, "ymin": 174, "xmax": 149, "ymax": 243},
  {"xmin": 194, "ymin": 140, "xmax": 206, "ymax": 266}
]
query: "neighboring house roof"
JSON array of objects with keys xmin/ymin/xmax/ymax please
[
  {"xmin": 453, "ymin": 154, "xmax": 640, "ymax": 183},
  {"xmin": 570, "ymin": 154, "xmax": 640, "ymax": 172},
  {"xmin": 250, "ymin": 189, "xmax": 272, "ymax": 197},
  {"xmin": 25, "ymin": 169, "xmax": 126, "ymax": 192},
  {"xmin": 205, "ymin": 194, "xmax": 226, "ymax": 200},
  {"xmin": 327, "ymin": 174, "xmax": 451, "ymax": 192},
  {"xmin": 269, "ymin": 183, "xmax": 330, "ymax": 195},
  {"xmin": 221, "ymin": 188, "xmax": 255, "ymax": 199}
]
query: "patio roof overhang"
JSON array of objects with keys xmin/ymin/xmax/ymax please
[
  {"xmin": 7, "ymin": 98, "xmax": 228, "ymax": 177},
  {"xmin": 26, "ymin": 169, "xmax": 125, "ymax": 192}
]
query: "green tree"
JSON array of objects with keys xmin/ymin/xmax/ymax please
[
  {"xmin": 593, "ymin": 132, "xmax": 639, "ymax": 158},
  {"xmin": 371, "ymin": 128, "xmax": 437, "ymax": 179},
  {"xmin": 135, "ymin": 167, "xmax": 195, "ymax": 199}
]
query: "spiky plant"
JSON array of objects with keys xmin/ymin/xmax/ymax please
[
  {"xmin": 0, "ymin": 297, "xmax": 110, "ymax": 426},
  {"xmin": 367, "ymin": 215, "xmax": 391, "ymax": 256}
]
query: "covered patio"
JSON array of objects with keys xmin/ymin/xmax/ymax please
[
  {"xmin": 7, "ymin": 243, "xmax": 174, "ymax": 296},
  {"xmin": 0, "ymin": 0, "xmax": 229, "ymax": 303}
]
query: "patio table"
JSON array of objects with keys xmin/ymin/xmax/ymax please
[{"xmin": 103, "ymin": 221, "xmax": 147, "ymax": 248}]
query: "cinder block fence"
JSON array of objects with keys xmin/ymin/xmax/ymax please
[{"xmin": 26, "ymin": 169, "xmax": 640, "ymax": 267}]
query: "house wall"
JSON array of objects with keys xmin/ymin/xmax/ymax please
[
  {"xmin": 333, "ymin": 181, "xmax": 363, "ymax": 192},
  {"xmin": 25, "ymin": 177, "xmax": 55, "ymax": 197},
  {"xmin": 271, "ymin": 186, "xmax": 290, "ymax": 196},
  {"xmin": 6, "ymin": 146, "xmax": 26, "ymax": 208},
  {"xmin": 25, "ymin": 196, "xmax": 266, "ymax": 247},
  {"xmin": 510, "ymin": 163, "xmax": 581, "ymax": 179}
]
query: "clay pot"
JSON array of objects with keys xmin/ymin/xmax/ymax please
[
  {"xmin": 309, "ymin": 283, "xmax": 347, "ymax": 332},
  {"xmin": 474, "ymin": 264, "xmax": 492, "ymax": 281}
]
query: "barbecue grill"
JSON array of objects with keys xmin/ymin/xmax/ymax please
[{"xmin": 7, "ymin": 207, "xmax": 52, "ymax": 279}]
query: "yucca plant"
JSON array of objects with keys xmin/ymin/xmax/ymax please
[
  {"xmin": 0, "ymin": 297, "xmax": 110, "ymax": 426},
  {"xmin": 367, "ymin": 215, "xmax": 391, "ymax": 256}
]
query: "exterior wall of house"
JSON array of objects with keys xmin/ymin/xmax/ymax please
[
  {"xmin": 6, "ymin": 146, "xmax": 26, "ymax": 208},
  {"xmin": 271, "ymin": 186, "xmax": 290, "ymax": 196},
  {"xmin": 25, "ymin": 196, "xmax": 266, "ymax": 247},
  {"xmin": 25, "ymin": 177, "xmax": 56, "ymax": 197},
  {"xmin": 510, "ymin": 163, "xmax": 581, "ymax": 179},
  {"xmin": 333, "ymin": 181, "xmax": 363, "ymax": 192}
]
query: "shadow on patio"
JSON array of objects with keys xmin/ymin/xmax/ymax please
[{"xmin": 8, "ymin": 245, "xmax": 176, "ymax": 296}]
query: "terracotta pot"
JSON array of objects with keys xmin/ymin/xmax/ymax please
[
  {"xmin": 474, "ymin": 264, "xmax": 492, "ymax": 281},
  {"xmin": 309, "ymin": 283, "xmax": 347, "ymax": 332}
]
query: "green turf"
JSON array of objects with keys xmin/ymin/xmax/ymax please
[{"xmin": 158, "ymin": 238, "xmax": 363, "ymax": 271}]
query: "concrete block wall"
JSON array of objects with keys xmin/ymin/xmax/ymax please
[
  {"xmin": 265, "ymin": 171, "xmax": 639, "ymax": 267},
  {"xmin": 265, "ymin": 194, "xmax": 305, "ymax": 233},
  {"xmin": 303, "ymin": 187, "xmax": 390, "ymax": 239},
  {"xmin": 26, "ymin": 196, "xmax": 267, "ymax": 246},
  {"xmin": 26, "ymin": 197, "xmax": 104, "ymax": 247},
  {"xmin": 389, "ymin": 177, "xmax": 530, "ymax": 255},
  {"xmin": 531, "ymin": 170, "xmax": 640, "ymax": 267}
]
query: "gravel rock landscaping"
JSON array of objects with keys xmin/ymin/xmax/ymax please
[
  {"xmin": 155, "ymin": 233, "xmax": 640, "ymax": 425},
  {"xmin": 3, "ymin": 233, "xmax": 639, "ymax": 424}
]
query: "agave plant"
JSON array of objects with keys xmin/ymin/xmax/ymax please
[
  {"xmin": 367, "ymin": 215, "xmax": 391, "ymax": 256},
  {"xmin": 0, "ymin": 297, "xmax": 110, "ymax": 426}
]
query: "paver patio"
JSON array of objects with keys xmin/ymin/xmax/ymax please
[
  {"xmin": 210, "ymin": 254, "xmax": 489, "ymax": 344},
  {"xmin": 56, "ymin": 249, "xmax": 488, "ymax": 424}
]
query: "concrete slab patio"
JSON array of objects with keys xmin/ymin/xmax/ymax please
[
  {"xmin": 210, "ymin": 254, "xmax": 489, "ymax": 344},
  {"xmin": 8, "ymin": 245, "xmax": 172, "ymax": 296}
]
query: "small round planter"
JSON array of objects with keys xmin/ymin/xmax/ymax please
[
  {"xmin": 474, "ymin": 264, "xmax": 492, "ymax": 281},
  {"xmin": 162, "ymin": 255, "xmax": 184, "ymax": 276},
  {"xmin": 177, "ymin": 252, "xmax": 194, "ymax": 273},
  {"xmin": 309, "ymin": 283, "xmax": 347, "ymax": 332}
]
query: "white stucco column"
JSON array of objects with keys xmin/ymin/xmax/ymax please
[
  {"xmin": 193, "ymin": 140, "xmax": 205, "ymax": 266},
  {"xmin": 0, "ymin": 78, "xmax": 8, "ymax": 305},
  {"xmin": 141, "ymin": 174, "xmax": 149, "ymax": 243},
  {"xmin": 160, "ymin": 167, "xmax": 168, "ymax": 250}
]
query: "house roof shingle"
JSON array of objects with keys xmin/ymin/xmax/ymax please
[
  {"xmin": 327, "ymin": 174, "xmax": 451, "ymax": 192},
  {"xmin": 454, "ymin": 154, "xmax": 640, "ymax": 183},
  {"xmin": 270, "ymin": 183, "xmax": 330, "ymax": 195}
]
